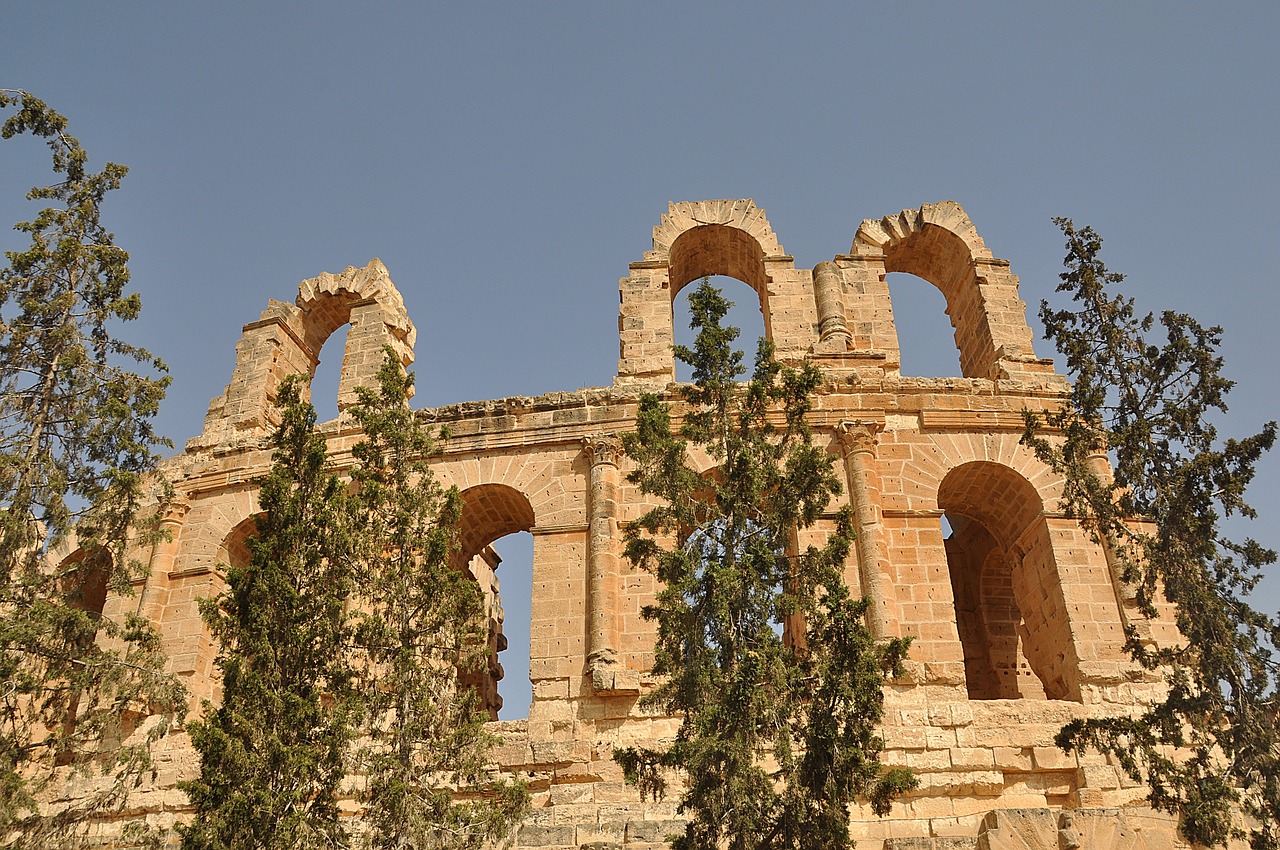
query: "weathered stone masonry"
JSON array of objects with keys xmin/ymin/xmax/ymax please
[{"xmin": 71, "ymin": 200, "xmax": 1197, "ymax": 848}]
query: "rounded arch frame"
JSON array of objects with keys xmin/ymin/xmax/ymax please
[
  {"xmin": 196, "ymin": 260, "xmax": 417, "ymax": 444},
  {"xmin": 616, "ymin": 200, "xmax": 817, "ymax": 385},
  {"xmin": 938, "ymin": 460, "xmax": 1072, "ymax": 700},
  {"xmin": 847, "ymin": 201, "xmax": 1051, "ymax": 381},
  {"xmin": 431, "ymin": 448, "xmax": 591, "ymax": 702},
  {"xmin": 870, "ymin": 428, "xmax": 1128, "ymax": 700}
]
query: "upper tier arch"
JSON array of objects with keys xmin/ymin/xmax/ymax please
[
  {"xmin": 617, "ymin": 200, "xmax": 815, "ymax": 385},
  {"xmin": 839, "ymin": 201, "xmax": 1055, "ymax": 381},
  {"xmin": 193, "ymin": 259, "xmax": 416, "ymax": 447}
]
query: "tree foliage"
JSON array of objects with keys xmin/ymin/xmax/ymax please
[
  {"xmin": 613, "ymin": 279, "xmax": 915, "ymax": 850},
  {"xmin": 0, "ymin": 90, "xmax": 183, "ymax": 847},
  {"xmin": 182, "ymin": 355, "xmax": 528, "ymax": 849},
  {"xmin": 347, "ymin": 350, "xmax": 528, "ymax": 849},
  {"xmin": 179, "ymin": 377, "xmax": 357, "ymax": 850},
  {"xmin": 1023, "ymin": 219, "xmax": 1279, "ymax": 849}
]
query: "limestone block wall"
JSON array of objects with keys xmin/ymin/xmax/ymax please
[{"xmin": 53, "ymin": 201, "xmax": 1206, "ymax": 849}]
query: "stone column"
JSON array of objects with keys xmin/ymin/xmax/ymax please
[
  {"xmin": 812, "ymin": 261, "xmax": 851, "ymax": 352},
  {"xmin": 1084, "ymin": 446, "xmax": 1153, "ymax": 644},
  {"xmin": 583, "ymin": 434, "xmax": 636, "ymax": 692},
  {"xmin": 136, "ymin": 497, "xmax": 190, "ymax": 624},
  {"xmin": 836, "ymin": 421, "xmax": 890, "ymax": 638}
]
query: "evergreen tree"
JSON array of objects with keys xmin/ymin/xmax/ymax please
[
  {"xmin": 1024, "ymin": 219, "xmax": 1279, "ymax": 849},
  {"xmin": 0, "ymin": 90, "xmax": 183, "ymax": 847},
  {"xmin": 179, "ymin": 377, "xmax": 356, "ymax": 850},
  {"xmin": 346, "ymin": 350, "xmax": 529, "ymax": 849},
  {"xmin": 613, "ymin": 279, "xmax": 915, "ymax": 850}
]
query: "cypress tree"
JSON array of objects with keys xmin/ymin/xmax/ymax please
[
  {"xmin": 346, "ymin": 350, "xmax": 529, "ymax": 849},
  {"xmin": 0, "ymin": 90, "xmax": 183, "ymax": 848},
  {"xmin": 179, "ymin": 377, "xmax": 356, "ymax": 850},
  {"xmin": 1024, "ymin": 219, "xmax": 1279, "ymax": 849},
  {"xmin": 614, "ymin": 279, "xmax": 915, "ymax": 850}
]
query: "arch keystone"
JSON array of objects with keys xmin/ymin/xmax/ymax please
[
  {"xmin": 648, "ymin": 199, "xmax": 784, "ymax": 261},
  {"xmin": 851, "ymin": 201, "xmax": 991, "ymax": 260}
]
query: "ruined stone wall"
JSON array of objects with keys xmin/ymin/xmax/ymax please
[{"xmin": 55, "ymin": 201, "xmax": 1199, "ymax": 848}]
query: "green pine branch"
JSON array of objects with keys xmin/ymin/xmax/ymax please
[
  {"xmin": 1024, "ymin": 218, "xmax": 1279, "ymax": 850},
  {"xmin": 0, "ymin": 90, "xmax": 183, "ymax": 849},
  {"xmin": 614, "ymin": 278, "xmax": 914, "ymax": 850}
]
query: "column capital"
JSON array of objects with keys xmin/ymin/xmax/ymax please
[
  {"xmin": 160, "ymin": 495, "xmax": 192, "ymax": 524},
  {"xmin": 583, "ymin": 433, "xmax": 623, "ymax": 468},
  {"xmin": 836, "ymin": 420, "xmax": 882, "ymax": 456}
]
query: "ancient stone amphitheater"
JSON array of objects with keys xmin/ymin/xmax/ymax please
[{"xmin": 71, "ymin": 200, "xmax": 1194, "ymax": 847}]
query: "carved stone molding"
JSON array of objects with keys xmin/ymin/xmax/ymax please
[
  {"xmin": 582, "ymin": 433, "xmax": 623, "ymax": 467},
  {"xmin": 836, "ymin": 419, "xmax": 882, "ymax": 456}
]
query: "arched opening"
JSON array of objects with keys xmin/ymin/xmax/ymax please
[
  {"xmin": 875, "ymin": 219, "xmax": 997, "ymax": 380},
  {"xmin": 308, "ymin": 322, "xmax": 350, "ymax": 422},
  {"xmin": 673, "ymin": 275, "xmax": 768, "ymax": 383},
  {"xmin": 54, "ymin": 546, "xmax": 114, "ymax": 756},
  {"xmin": 60, "ymin": 546, "xmax": 112, "ymax": 623},
  {"xmin": 216, "ymin": 515, "xmax": 259, "ymax": 572},
  {"xmin": 294, "ymin": 288, "xmax": 365, "ymax": 421},
  {"xmin": 941, "ymin": 514, "xmax": 1045, "ymax": 699},
  {"xmin": 485, "ymin": 531, "xmax": 532, "ymax": 720},
  {"xmin": 619, "ymin": 205, "xmax": 788, "ymax": 386},
  {"xmin": 885, "ymin": 272, "xmax": 964, "ymax": 378},
  {"xmin": 937, "ymin": 462, "xmax": 1080, "ymax": 701},
  {"xmin": 455, "ymin": 484, "xmax": 536, "ymax": 720},
  {"xmin": 666, "ymin": 224, "xmax": 774, "ymax": 384}
]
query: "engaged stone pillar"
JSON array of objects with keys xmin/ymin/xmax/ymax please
[
  {"xmin": 836, "ymin": 421, "xmax": 890, "ymax": 638},
  {"xmin": 583, "ymin": 435, "xmax": 638, "ymax": 693},
  {"xmin": 812, "ymin": 261, "xmax": 851, "ymax": 352},
  {"xmin": 136, "ymin": 498, "xmax": 190, "ymax": 624},
  {"xmin": 1084, "ymin": 446, "xmax": 1153, "ymax": 644}
]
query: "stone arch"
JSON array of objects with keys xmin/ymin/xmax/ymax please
[
  {"xmin": 433, "ymin": 450, "xmax": 586, "ymax": 533},
  {"xmin": 649, "ymin": 199, "xmax": 784, "ymax": 263},
  {"xmin": 454, "ymin": 483, "xmax": 537, "ymax": 719},
  {"xmin": 55, "ymin": 544, "xmax": 113, "ymax": 623},
  {"xmin": 175, "ymin": 490, "xmax": 261, "ymax": 577},
  {"xmin": 433, "ymin": 449, "xmax": 594, "ymax": 708},
  {"xmin": 294, "ymin": 259, "xmax": 415, "ymax": 393},
  {"xmin": 196, "ymin": 260, "xmax": 417, "ymax": 443},
  {"xmin": 216, "ymin": 514, "xmax": 260, "ymax": 571},
  {"xmin": 669, "ymin": 226, "xmax": 772, "ymax": 302},
  {"xmin": 937, "ymin": 461, "xmax": 1078, "ymax": 700},
  {"xmin": 618, "ymin": 200, "xmax": 815, "ymax": 384},
  {"xmin": 455, "ymin": 484, "xmax": 537, "ymax": 570},
  {"xmin": 848, "ymin": 202, "xmax": 1049, "ymax": 381}
]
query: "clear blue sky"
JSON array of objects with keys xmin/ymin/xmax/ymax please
[{"xmin": 4, "ymin": 3, "xmax": 1277, "ymax": 718}]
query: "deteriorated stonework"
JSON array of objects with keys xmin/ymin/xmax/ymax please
[{"xmin": 67, "ymin": 201, "xmax": 1201, "ymax": 847}]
